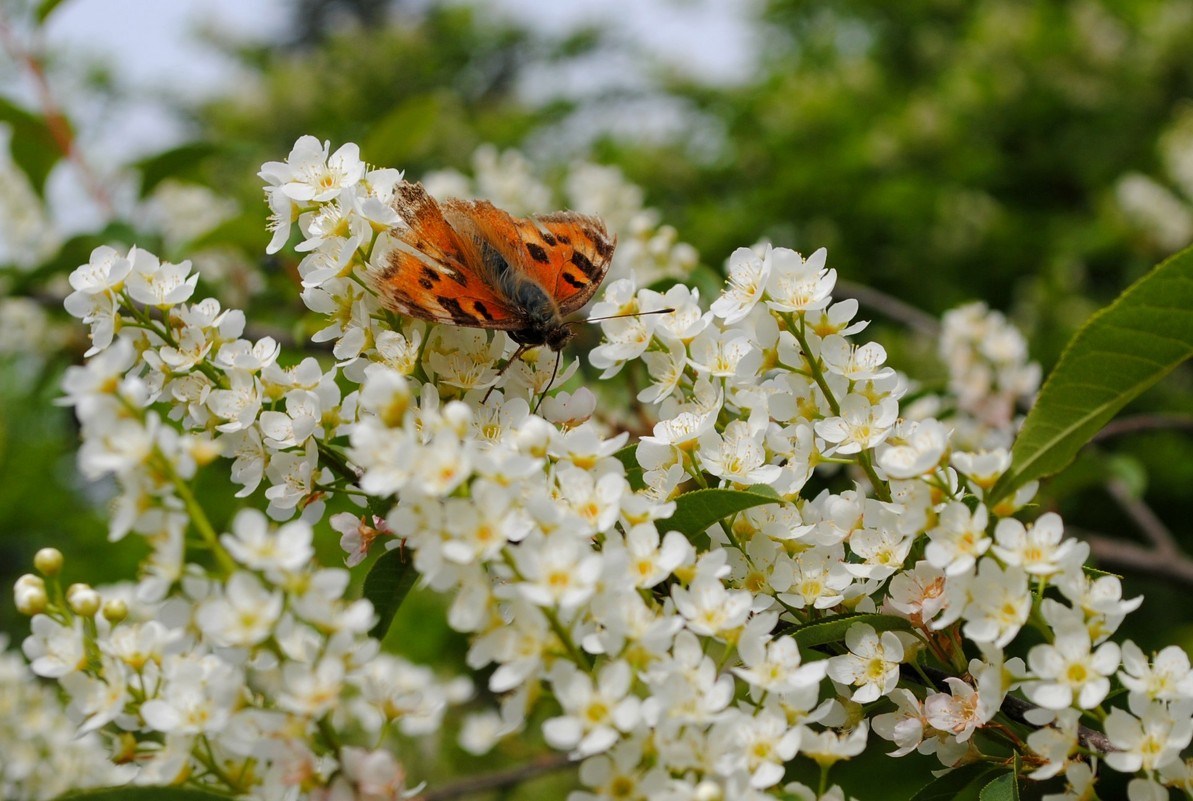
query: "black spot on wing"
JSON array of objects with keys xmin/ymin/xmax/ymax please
[
  {"xmin": 421, "ymin": 267, "xmax": 442, "ymax": 284},
  {"xmin": 540, "ymin": 231, "xmax": 557, "ymax": 246},
  {"xmin": 561, "ymin": 271, "xmax": 585, "ymax": 289},
  {"xmin": 472, "ymin": 301, "xmax": 495, "ymax": 322},
  {"xmin": 437, "ymin": 296, "xmax": 474, "ymax": 325},
  {"xmin": 526, "ymin": 242, "xmax": 550, "ymax": 264},
  {"xmin": 419, "ymin": 277, "xmax": 434, "ymax": 290},
  {"xmin": 570, "ymin": 250, "xmax": 598, "ymax": 279},
  {"xmin": 592, "ymin": 235, "xmax": 614, "ymax": 260}
]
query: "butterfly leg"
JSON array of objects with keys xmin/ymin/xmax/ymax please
[
  {"xmin": 482, "ymin": 342, "xmax": 532, "ymax": 405},
  {"xmin": 531, "ymin": 350, "xmax": 563, "ymax": 416}
]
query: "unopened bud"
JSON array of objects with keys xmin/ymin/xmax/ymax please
[
  {"xmin": 189, "ymin": 436, "xmax": 222, "ymax": 467},
  {"xmin": 102, "ymin": 598, "xmax": 129, "ymax": 624},
  {"xmin": 33, "ymin": 547, "xmax": 64, "ymax": 576},
  {"xmin": 67, "ymin": 583, "xmax": 101, "ymax": 616},
  {"xmin": 14, "ymin": 574, "xmax": 47, "ymax": 615}
]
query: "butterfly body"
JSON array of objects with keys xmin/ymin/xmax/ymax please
[{"xmin": 374, "ymin": 182, "xmax": 616, "ymax": 353}]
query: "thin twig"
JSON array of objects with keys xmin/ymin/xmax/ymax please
[
  {"xmin": 0, "ymin": 15, "xmax": 113, "ymax": 214},
  {"xmin": 835, "ymin": 279, "xmax": 941, "ymax": 337},
  {"xmin": 415, "ymin": 752, "xmax": 575, "ymax": 801},
  {"xmin": 1104, "ymin": 477, "xmax": 1177, "ymax": 554},
  {"xmin": 1091, "ymin": 413, "xmax": 1193, "ymax": 443},
  {"xmin": 1077, "ymin": 531, "xmax": 1193, "ymax": 587}
]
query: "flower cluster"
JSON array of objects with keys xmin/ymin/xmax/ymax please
[{"xmin": 15, "ymin": 135, "xmax": 1193, "ymax": 801}]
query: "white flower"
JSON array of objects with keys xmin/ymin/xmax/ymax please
[
  {"xmin": 141, "ymin": 654, "xmax": 243, "ymax": 735},
  {"xmin": 1119, "ymin": 641, "xmax": 1193, "ymax": 701},
  {"xmin": 278, "ymin": 657, "xmax": 346, "ymax": 717},
  {"xmin": 514, "ymin": 533, "xmax": 602, "ymax": 613},
  {"xmin": 543, "ymin": 661, "xmax": 641, "ymax": 757},
  {"xmin": 688, "ymin": 327, "xmax": 758, "ymax": 378},
  {"xmin": 711, "ymin": 245, "xmax": 771, "ymax": 324},
  {"xmin": 992, "ymin": 513, "xmax": 1087, "ymax": 577},
  {"xmin": 819, "ymin": 335, "xmax": 894, "ymax": 381},
  {"xmin": 814, "ymin": 394, "xmax": 899, "ymax": 455},
  {"xmin": 124, "ymin": 247, "xmax": 198, "ymax": 306},
  {"xmin": 925, "ymin": 502, "xmax": 991, "ymax": 577},
  {"xmin": 953, "ymin": 559, "xmax": 1030, "ymax": 648},
  {"xmin": 1104, "ymin": 695, "xmax": 1193, "ymax": 775},
  {"xmin": 196, "ymin": 571, "xmax": 284, "ymax": 648},
  {"xmin": 732, "ymin": 633, "xmax": 827, "ymax": 695},
  {"xmin": 260, "ymin": 135, "xmax": 366, "ymax": 203},
  {"xmin": 712, "ymin": 707, "xmax": 801, "ymax": 789},
  {"xmin": 68, "ymin": 245, "xmax": 132, "ymax": 294},
  {"xmin": 61, "ymin": 657, "xmax": 130, "ymax": 733},
  {"xmin": 826, "ymin": 623, "xmax": 904, "ymax": 703},
  {"xmin": 877, "ymin": 418, "xmax": 950, "ymax": 479},
  {"xmin": 671, "ymin": 575, "xmax": 752, "ymax": 637},
  {"xmin": 872, "ymin": 688, "xmax": 928, "ymax": 757},
  {"xmin": 22, "ymin": 615, "xmax": 86, "ymax": 678},
  {"xmin": 697, "ymin": 419, "xmax": 782, "ymax": 485},
  {"xmin": 1023, "ymin": 627, "xmax": 1120, "ymax": 710},
  {"xmin": 763, "ymin": 246, "xmax": 835, "ymax": 313},
  {"xmin": 221, "ymin": 508, "xmax": 315, "ymax": 573}
]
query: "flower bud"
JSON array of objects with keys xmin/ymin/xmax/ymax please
[
  {"xmin": 33, "ymin": 547, "xmax": 64, "ymax": 576},
  {"xmin": 103, "ymin": 598, "xmax": 129, "ymax": 624},
  {"xmin": 188, "ymin": 436, "xmax": 223, "ymax": 466},
  {"xmin": 14, "ymin": 574, "xmax": 47, "ymax": 615},
  {"xmin": 67, "ymin": 583, "xmax": 101, "ymax": 616}
]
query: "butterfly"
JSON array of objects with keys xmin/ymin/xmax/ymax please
[
  {"xmin": 372, "ymin": 182, "xmax": 616, "ymax": 370},
  {"xmin": 372, "ymin": 181, "xmax": 615, "ymax": 350}
]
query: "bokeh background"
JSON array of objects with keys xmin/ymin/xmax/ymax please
[{"xmin": 2, "ymin": 0, "xmax": 1193, "ymax": 796}]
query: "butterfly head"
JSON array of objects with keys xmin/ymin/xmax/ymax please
[{"xmin": 510, "ymin": 319, "xmax": 575, "ymax": 352}]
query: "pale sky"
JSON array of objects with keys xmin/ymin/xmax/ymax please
[{"xmin": 9, "ymin": 0, "xmax": 756, "ymax": 236}]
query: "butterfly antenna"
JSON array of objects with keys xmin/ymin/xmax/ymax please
[
  {"xmin": 584, "ymin": 307, "xmax": 675, "ymax": 325},
  {"xmin": 533, "ymin": 350, "xmax": 562, "ymax": 416}
]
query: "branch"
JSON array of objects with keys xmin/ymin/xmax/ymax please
[
  {"xmin": 835, "ymin": 279, "xmax": 941, "ymax": 338},
  {"xmin": 1076, "ymin": 531, "xmax": 1193, "ymax": 587},
  {"xmin": 0, "ymin": 15, "xmax": 113, "ymax": 214},
  {"xmin": 1091, "ymin": 413, "xmax": 1193, "ymax": 443},
  {"xmin": 415, "ymin": 752, "xmax": 574, "ymax": 801}
]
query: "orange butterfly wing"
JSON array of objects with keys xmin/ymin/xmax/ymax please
[
  {"xmin": 373, "ymin": 182, "xmax": 523, "ymax": 330},
  {"xmin": 448, "ymin": 201, "xmax": 616, "ymax": 316}
]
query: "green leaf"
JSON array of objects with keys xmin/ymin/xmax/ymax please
[
  {"xmin": 661, "ymin": 486, "xmax": 782, "ymax": 542},
  {"xmin": 613, "ymin": 443, "xmax": 638, "ymax": 471},
  {"xmin": 979, "ymin": 772, "xmax": 1019, "ymax": 801},
  {"xmin": 134, "ymin": 142, "xmax": 220, "ymax": 198},
  {"xmin": 35, "ymin": 0, "xmax": 69, "ymax": 23},
  {"xmin": 363, "ymin": 547, "xmax": 418, "ymax": 640},
  {"xmin": 906, "ymin": 762, "xmax": 999, "ymax": 801},
  {"xmin": 53, "ymin": 787, "xmax": 233, "ymax": 801},
  {"xmin": 613, "ymin": 444, "xmax": 646, "ymax": 491},
  {"xmin": 989, "ymin": 247, "xmax": 1193, "ymax": 505},
  {"xmin": 0, "ymin": 96, "xmax": 62, "ymax": 197},
  {"xmin": 791, "ymin": 612, "xmax": 915, "ymax": 649}
]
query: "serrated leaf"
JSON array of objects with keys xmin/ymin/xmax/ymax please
[
  {"xmin": 134, "ymin": 142, "xmax": 220, "ymax": 198},
  {"xmin": 989, "ymin": 247, "xmax": 1193, "ymax": 504},
  {"xmin": 363, "ymin": 547, "xmax": 418, "ymax": 640},
  {"xmin": 53, "ymin": 787, "xmax": 233, "ymax": 801},
  {"xmin": 0, "ymin": 97, "xmax": 62, "ymax": 198},
  {"xmin": 979, "ymin": 772, "xmax": 1018, "ymax": 801},
  {"xmin": 791, "ymin": 612, "xmax": 915, "ymax": 649},
  {"xmin": 907, "ymin": 762, "xmax": 998, "ymax": 801},
  {"xmin": 661, "ymin": 487, "xmax": 782, "ymax": 541}
]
